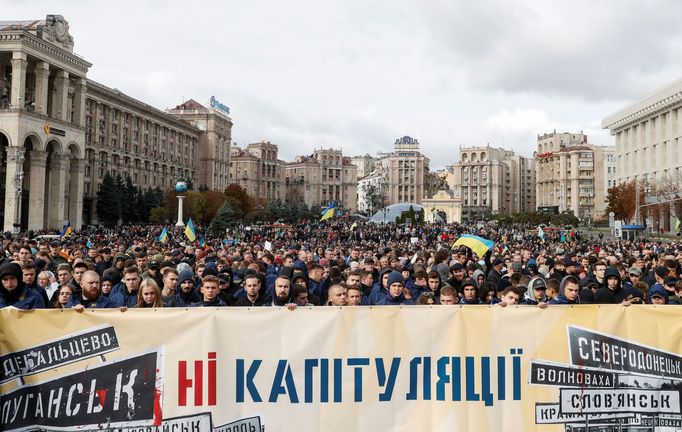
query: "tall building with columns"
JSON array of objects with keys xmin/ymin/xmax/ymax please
[
  {"xmin": 0, "ymin": 16, "xmax": 91, "ymax": 232},
  {"xmin": 602, "ymin": 78, "xmax": 682, "ymax": 230},
  {"xmin": 0, "ymin": 15, "xmax": 235, "ymax": 231},
  {"xmin": 229, "ymin": 141, "xmax": 285, "ymax": 200}
]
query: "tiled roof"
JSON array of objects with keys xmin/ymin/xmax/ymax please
[{"xmin": 173, "ymin": 99, "xmax": 206, "ymax": 110}]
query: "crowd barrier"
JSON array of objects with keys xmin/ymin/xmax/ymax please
[{"xmin": 1, "ymin": 305, "xmax": 681, "ymax": 431}]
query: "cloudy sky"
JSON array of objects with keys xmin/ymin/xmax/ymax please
[{"xmin": 6, "ymin": 1, "xmax": 682, "ymax": 169}]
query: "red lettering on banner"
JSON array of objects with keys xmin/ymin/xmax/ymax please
[{"xmin": 177, "ymin": 352, "xmax": 217, "ymax": 407}]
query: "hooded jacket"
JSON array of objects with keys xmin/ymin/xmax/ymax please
[
  {"xmin": 459, "ymin": 279, "xmax": 483, "ymax": 305},
  {"xmin": 369, "ymin": 268, "xmax": 394, "ymax": 305},
  {"xmin": 0, "ymin": 262, "xmax": 45, "ymax": 309},
  {"xmin": 522, "ymin": 276, "xmax": 547, "ymax": 305},
  {"xmin": 596, "ymin": 267, "xmax": 643, "ymax": 304},
  {"xmin": 548, "ymin": 276, "xmax": 580, "ymax": 305}
]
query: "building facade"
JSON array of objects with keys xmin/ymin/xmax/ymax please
[
  {"xmin": 167, "ymin": 97, "xmax": 232, "ymax": 191},
  {"xmin": 285, "ymin": 148, "xmax": 358, "ymax": 211},
  {"xmin": 83, "ymin": 82, "xmax": 201, "ymax": 225},
  {"xmin": 349, "ymin": 154, "xmax": 377, "ymax": 180},
  {"xmin": 602, "ymin": 79, "xmax": 682, "ymax": 230},
  {"xmin": 229, "ymin": 141, "xmax": 285, "ymax": 201},
  {"xmin": 534, "ymin": 131, "xmax": 612, "ymax": 221},
  {"xmin": 0, "ymin": 16, "xmax": 91, "ymax": 231},
  {"xmin": 0, "ymin": 15, "xmax": 235, "ymax": 231},
  {"xmin": 378, "ymin": 136, "xmax": 430, "ymax": 205},
  {"xmin": 450, "ymin": 145, "xmax": 535, "ymax": 218}
]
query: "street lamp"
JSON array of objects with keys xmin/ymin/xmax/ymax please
[
  {"xmin": 382, "ymin": 207, "xmax": 388, "ymax": 225},
  {"xmin": 13, "ymin": 170, "xmax": 23, "ymax": 233}
]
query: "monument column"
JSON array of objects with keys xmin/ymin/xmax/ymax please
[
  {"xmin": 68, "ymin": 158, "xmax": 84, "ymax": 229},
  {"xmin": 34, "ymin": 61, "xmax": 50, "ymax": 115},
  {"xmin": 47, "ymin": 154, "xmax": 68, "ymax": 229},
  {"xmin": 28, "ymin": 150, "xmax": 48, "ymax": 231},
  {"xmin": 10, "ymin": 52, "xmax": 28, "ymax": 110}
]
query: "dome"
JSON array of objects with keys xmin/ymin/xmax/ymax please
[{"xmin": 369, "ymin": 203, "xmax": 424, "ymax": 223}]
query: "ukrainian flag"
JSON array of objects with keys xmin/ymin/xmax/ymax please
[
  {"xmin": 158, "ymin": 227, "xmax": 168, "ymax": 243},
  {"xmin": 453, "ymin": 234, "xmax": 494, "ymax": 258},
  {"xmin": 320, "ymin": 202, "xmax": 337, "ymax": 221},
  {"xmin": 184, "ymin": 218, "xmax": 197, "ymax": 242},
  {"xmin": 60, "ymin": 222, "xmax": 72, "ymax": 238}
]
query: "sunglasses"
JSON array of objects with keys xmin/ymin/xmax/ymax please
[{"xmin": 422, "ymin": 292, "xmax": 435, "ymax": 297}]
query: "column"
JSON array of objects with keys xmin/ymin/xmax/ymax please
[
  {"xmin": 3, "ymin": 147, "xmax": 25, "ymax": 232},
  {"xmin": 10, "ymin": 52, "xmax": 28, "ymax": 109},
  {"xmin": 47, "ymin": 154, "xmax": 68, "ymax": 229},
  {"xmin": 34, "ymin": 61, "xmax": 50, "ymax": 115},
  {"xmin": 27, "ymin": 150, "xmax": 48, "ymax": 231},
  {"xmin": 72, "ymin": 77, "xmax": 86, "ymax": 127},
  {"xmin": 68, "ymin": 158, "xmax": 84, "ymax": 229},
  {"xmin": 51, "ymin": 70, "xmax": 69, "ymax": 121}
]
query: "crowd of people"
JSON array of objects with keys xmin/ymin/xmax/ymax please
[{"xmin": 1, "ymin": 220, "xmax": 681, "ymax": 311}]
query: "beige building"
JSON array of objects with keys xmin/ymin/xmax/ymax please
[
  {"xmin": 602, "ymin": 78, "xmax": 682, "ymax": 230},
  {"xmin": 421, "ymin": 189, "xmax": 462, "ymax": 224},
  {"xmin": 0, "ymin": 15, "xmax": 235, "ymax": 230},
  {"xmin": 0, "ymin": 16, "xmax": 91, "ymax": 231},
  {"xmin": 349, "ymin": 154, "xmax": 377, "ymax": 179},
  {"xmin": 378, "ymin": 136, "xmax": 430, "ymax": 205},
  {"xmin": 450, "ymin": 146, "xmax": 535, "ymax": 218},
  {"xmin": 167, "ymin": 97, "xmax": 232, "ymax": 191},
  {"xmin": 534, "ymin": 131, "xmax": 612, "ymax": 221},
  {"xmin": 229, "ymin": 141, "xmax": 285, "ymax": 200},
  {"xmin": 285, "ymin": 148, "xmax": 358, "ymax": 211},
  {"xmin": 83, "ymin": 82, "xmax": 201, "ymax": 225}
]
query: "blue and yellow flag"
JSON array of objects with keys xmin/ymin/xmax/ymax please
[
  {"xmin": 158, "ymin": 227, "xmax": 168, "ymax": 243},
  {"xmin": 453, "ymin": 234, "xmax": 494, "ymax": 258},
  {"xmin": 320, "ymin": 202, "xmax": 337, "ymax": 221},
  {"xmin": 184, "ymin": 218, "xmax": 197, "ymax": 242},
  {"xmin": 60, "ymin": 222, "xmax": 72, "ymax": 238},
  {"xmin": 199, "ymin": 234, "xmax": 205, "ymax": 247}
]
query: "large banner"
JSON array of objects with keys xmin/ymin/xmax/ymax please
[{"xmin": 1, "ymin": 306, "xmax": 681, "ymax": 431}]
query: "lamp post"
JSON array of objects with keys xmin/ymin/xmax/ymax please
[{"xmin": 382, "ymin": 207, "xmax": 388, "ymax": 225}]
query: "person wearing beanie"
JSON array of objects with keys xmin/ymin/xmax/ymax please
[
  {"xmin": 378, "ymin": 271, "xmax": 414, "ymax": 305},
  {"xmin": 548, "ymin": 275, "xmax": 580, "ymax": 305},
  {"xmin": 165, "ymin": 270, "xmax": 200, "ymax": 307},
  {"xmin": 0, "ymin": 262, "xmax": 45, "ymax": 309},
  {"xmin": 460, "ymin": 278, "xmax": 482, "ymax": 305}
]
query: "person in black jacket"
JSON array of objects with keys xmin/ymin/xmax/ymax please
[
  {"xmin": 192, "ymin": 275, "xmax": 227, "ymax": 307},
  {"xmin": 595, "ymin": 267, "xmax": 643, "ymax": 305}
]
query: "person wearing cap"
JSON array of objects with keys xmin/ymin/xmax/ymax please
[
  {"xmin": 0, "ymin": 262, "xmax": 45, "ymax": 309},
  {"xmin": 522, "ymin": 276, "xmax": 548, "ymax": 306},
  {"xmin": 486, "ymin": 258, "xmax": 504, "ymax": 287},
  {"xmin": 648, "ymin": 284, "xmax": 669, "ymax": 305},
  {"xmin": 142, "ymin": 261, "xmax": 163, "ymax": 290},
  {"xmin": 47, "ymin": 241, "xmax": 68, "ymax": 273},
  {"xmin": 459, "ymin": 278, "xmax": 482, "ymax": 305},
  {"xmin": 548, "ymin": 275, "xmax": 580, "ymax": 305},
  {"xmin": 95, "ymin": 247, "xmax": 114, "ymax": 275},
  {"xmin": 623, "ymin": 266, "xmax": 642, "ymax": 292},
  {"xmin": 377, "ymin": 271, "xmax": 414, "ymax": 305}
]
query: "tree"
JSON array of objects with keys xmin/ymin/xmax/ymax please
[
  {"xmin": 606, "ymin": 181, "xmax": 636, "ymax": 222},
  {"xmin": 96, "ymin": 173, "xmax": 121, "ymax": 227},
  {"xmin": 224, "ymin": 184, "xmax": 253, "ymax": 220},
  {"xmin": 201, "ymin": 190, "xmax": 226, "ymax": 224},
  {"xmin": 149, "ymin": 206, "xmax": 168, "ymax": 224},
  {"xmin": 209, "ymin": 202, "xmax": 236, "ymax": 236},
  {"xmin": 184, "ymin": 190, "xmax": 206, "ymax": 222}
]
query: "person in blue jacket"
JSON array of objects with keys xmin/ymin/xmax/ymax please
[
  {"xmin": 369, "ymin": 267, "xmax": 393, "ymax": 304},
  {"xmin": 0, "ymin": 261, "xmax": 45, "ymax": 309},
  {"xmin": 109, "ymin": 267, "xmax": 142, "ymax": 308},
  {"xmin": 166, "ymin": 270, "xmax": 201, "ymax": 307},
  {"xmin": 378, "ymin": 271, "xmax": 414, "ymax": 305}
]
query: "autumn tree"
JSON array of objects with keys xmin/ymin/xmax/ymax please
[
  {"xmin": 224, "ymin": 184, "xmax": 253, "ymax": 220},
  {"xmin": 606, "ymin": 181, "xmax": 637, "ymax": 221}
]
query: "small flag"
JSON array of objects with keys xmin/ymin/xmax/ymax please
[
  {"xmin": 60, "ymin": 222, "xmax": 72, "ymax": 238},
  {"xmin": 350, "ymin": 222, "xmax": 357, "ymax": 230},
  {"xmin": 538, "ymin": 226, "xmax": 545, "ymax": 239},
  {"xmin": 185, "ymin": 218, "xmax": 197, "ymax": 242},
  {"xmin": 158, "ymin": 227, "xmax": 168, "ymax": 243},
  {"xmin": 199, "ymin": 234, "xmax": 205, "ymax": 247}
]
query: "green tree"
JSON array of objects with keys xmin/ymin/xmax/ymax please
[
  {"xmin": 149, "ymin": 206, "xmax": 168, "ymax": 224},
  {"xmin": 96, "ymin": 173, "xmax": 121, "ymax": 227},
  {"xmin": 224, "ymin": 184, "xmax": 253, "ymax": 220},
  {"xmin": 209, "ymin": 202, "xmax": 236, "ymax": 236}
]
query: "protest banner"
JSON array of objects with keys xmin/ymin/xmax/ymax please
[{"xmin": 1, "ymin": 306, "xmax": 681, "ymax": 431}]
